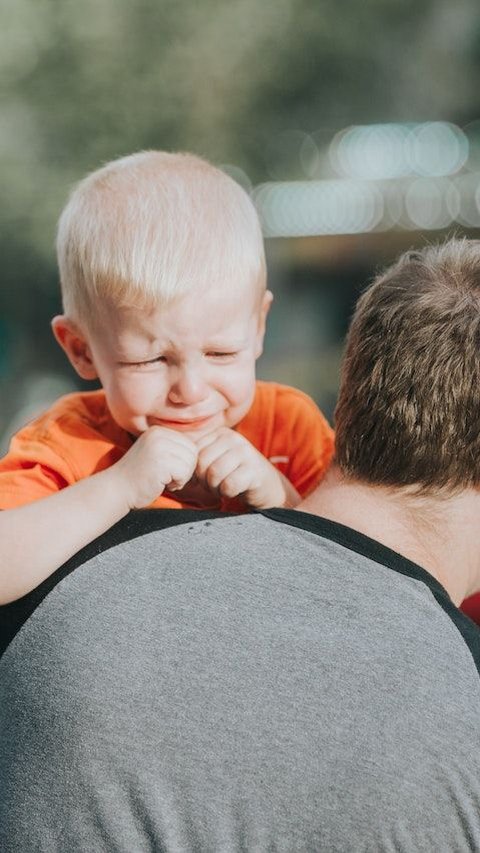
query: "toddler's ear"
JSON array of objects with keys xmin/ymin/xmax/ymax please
[
  {"xmin": 255, "ymin": 290, "xmax": 273, "ymax": 358},
  {"xmin": 51, "ymin": 315, "xmax": 98, "ymax": 380}
]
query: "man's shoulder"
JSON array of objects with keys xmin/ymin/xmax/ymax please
[{"xmin": 2, "ymin": 504, "xmax": 480, "ymax": 850}]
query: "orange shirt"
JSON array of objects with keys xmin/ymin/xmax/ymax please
[{"xmin": 0, "ymin": 381, "xmax": 334, "ymax": 511}]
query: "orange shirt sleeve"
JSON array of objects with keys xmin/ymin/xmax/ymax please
[
  {"xmin": 271, "ymin": 385, "xmax": 335, "ymax": 497},
  {"xmin": 0, "ymin": 391, "xmax": 129, "ymax": 509},
  {"xmin": 236, "ymin": 382, "xmax": 335, "ymax": 499},
  {"xmin": 0, "ymin": 426, "xmax": 75, "ymax": 508}
]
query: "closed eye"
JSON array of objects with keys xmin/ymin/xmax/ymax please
[
  {"xmin": 121, "ymin": 355, "xmax": 167, "ymax": 368},
  {"xmin": 206, "ymin": 351, "xmax": 239, "ymax": 360}
]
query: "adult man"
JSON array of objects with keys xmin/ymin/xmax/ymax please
[{"xmin": 1, "ymin": 238, "xmax": 480, "ymax": 851}]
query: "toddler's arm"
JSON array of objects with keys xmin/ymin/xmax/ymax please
[{"xmin": 0, "ymin": 427, "xmax": 197, "ymax": 604}]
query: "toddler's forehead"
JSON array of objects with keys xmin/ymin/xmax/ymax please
[
  {"xmin": 92, "ymin": 281, "xmax": 263, "ymax": 339},
  {"xmin": 201, "ymin": 272, "xmax": 265, "ymax": 304},
  {"xmin": 110, "ymin": 273, "xmax": 264, "ymax": 316}
]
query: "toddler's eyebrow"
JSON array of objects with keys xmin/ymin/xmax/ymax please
[{"xmin": 113, "ymin": 336, "xmax": 168, "ymax": 359}]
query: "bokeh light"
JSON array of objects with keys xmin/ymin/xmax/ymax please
[
  {"xmin": 403, "ymin": 178, "xmax": 459, "ymax": 230},
  {"xmin": 253, "ymin": 121, "xmax": 480, "ymax": 236},
  {"xmin": 329, "ymin": 124, "xmax": 411, "ymax": 180},
  {"xmin": 454, "ymin": 172, "xmax": 480, "ymax": 227},
  {"xmin": 253, "ymin": 180, "xmax": 383, "ymax": 236},
  {"xmin": 329, "ymin": 122, "xmax": 468, "ymax": 182},
  {"xmin": 405, "ymin": 122, "xmax": 468, "ymax": 177}
]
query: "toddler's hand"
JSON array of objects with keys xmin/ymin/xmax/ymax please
[
  {"xmin": 113, "ymin": 426, "xmax": 198, "ymax": 509},
  {"xmin": 194, "ymin": 428, "xmax": 300, "ymax": 509}
]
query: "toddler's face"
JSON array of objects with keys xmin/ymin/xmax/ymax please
[{"xmin": 83, "ymin": 281, "xmax": 271, "ymax": 438}]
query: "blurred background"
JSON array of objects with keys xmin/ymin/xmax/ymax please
[{"xmin": 2, "ymin": 0, "xmax": 480, "ymax": 449}]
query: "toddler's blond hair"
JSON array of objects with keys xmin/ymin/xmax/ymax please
[{"xmin": 56, "ymin": 151, "xmax": 265, "ymax": 327}]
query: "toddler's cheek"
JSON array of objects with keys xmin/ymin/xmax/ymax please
[{"xmin": 226, "ymin": 369, "xmax": 256, "ymax": 406}]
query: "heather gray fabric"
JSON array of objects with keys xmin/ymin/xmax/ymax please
[{"xmin": 1, "ymin": 510, "xmax": 480, "ymax": 852}]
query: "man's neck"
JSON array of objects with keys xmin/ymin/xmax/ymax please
[{"xmin": 298, "ymin": 467, "xmax": 480, "ymax": 606}]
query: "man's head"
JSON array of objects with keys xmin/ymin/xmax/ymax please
[
  {"xmin": 52, "ymin": 151, "xmax": 271, "ymax": 437},
  {"xmin": 335, "ymin": 238, "xmax": 480, "ymax": 494}
]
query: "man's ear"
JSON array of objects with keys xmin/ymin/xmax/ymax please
[
  {"xmin": 51, "ymin": 315, "xmax": 99, "ymax": 380},
  {"xmin": 255, "ymin": 290, "xmax": 273, "ymax": 358}
]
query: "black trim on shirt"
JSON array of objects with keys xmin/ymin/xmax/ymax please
[
  {"xmin": 260, "ymin": 508, "xmax": 480, "ymax": 678},
  {"xmin": 0, "ymin": 509, "xmax": 226, "ymax": 659},
  {"xmin": 1, "ymin": 507, "xmax": 479, "ymax": 675}
]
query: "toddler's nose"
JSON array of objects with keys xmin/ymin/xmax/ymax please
[{"xmin": 168, "ymin": 367, "xmax": 208, "ymax": 405}]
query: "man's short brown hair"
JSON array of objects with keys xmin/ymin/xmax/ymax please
[{"xmin": 334, "ymin": 238, "xmax": 480, "ymax": 493}]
